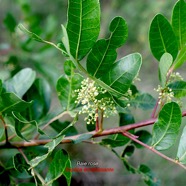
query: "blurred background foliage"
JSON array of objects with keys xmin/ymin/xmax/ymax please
[{"xmin": 1, "ymin": 0, "xmax": 186, "ymax": 185}]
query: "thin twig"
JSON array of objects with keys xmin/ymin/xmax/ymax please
[
  {"xmin": 34, "ymin": 111, "xmax": 68, "ymax": 139},
  {"xmin": 18, "ymin": 148, "xmax": 46, "ymax": 185},
  {"xmin": 121, "ymin": 131, "xmax": 186, "ymax": 171}
]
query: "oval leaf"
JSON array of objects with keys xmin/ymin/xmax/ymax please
[
  {"xmin": 4, "ymin": 68, "xmax": 36, "ymax": 98},
  {"xmin": 131, "ymin": 93, "xmax": 156, "ymax": 110},
  {"xmin": 151, "ymin": 102, "xmax": 182, "ymax": 150},
  {"xmin": 172, "ymin": 0, "xmax": 186, "ymax": 49},
  {"xmin": 177, "ymin": 126, "xmax": 186, "ymax": 164},
  {"xmin": 0, "ymin": 93, "xmax": 32, "ymax": 113},
  {"xmin": 159, "ymin": 53, "xmax": 173, "ymax": 87},
  {"xmin": 149, "ymin": 14, "xmax": 178, "ymax": 61},
  {"xmin": 101, "ymin": 53, "xmax": 142, "ymax": 96},
  {"xmin": 56, "ymin": 74, "xmax": 83, "ymax": 111},
  {"xmin": 87, "ymin": 17, "xmax": 128, "ymax": 78},
  {"xmin": 67, "ymin": 0, "xmax": 100, "ymax": 60}
]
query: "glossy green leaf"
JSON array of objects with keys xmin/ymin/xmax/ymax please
[
  {"xmin": 101, "ymin": 53, "xmax": 142, "ymax": 97},
  {"xmin": 87, "ymin": 17, "xmax": 128, "ymax": 78},
  {"xmin": 29, "ymin": 135, "xmax": 64, "ymax": 168},
  {"xmin": 159, "ymin": 53, "xmax": 173, "ymax": 87},
  {"xmin": 177, "ymin": 126, "xmax": 186, "ymax": 164},
  {"xmin": 172, "ymin": 0, "xmax": 186, "ymax": 49},
  {"xmin": 24, "ymin": 78, "xmax": 51, "ymax": 119},
  {"xmin": 4, "ymin": 68, "xmax": 36, "ymax": 98},
  {"xmin": 0, "ymin": 93, "xmax": 32, "ymax": 113},
  {"xmin": 131, "ymin": 93, "xmax": 156, "ymax": 110},
  {"xmin": 67, "ymin": 0, "xmax": 100, "ymax": 60},
  {"xmin": 168, "ymin": 80, "xmax": 186, "ymax": 98},
  {"xmin": 13, "ymin": 153, "xmax": 30, "ymax": 173},
  {"xmin": 174, "ymin": 45, "xmax": 186, "ymax": 69},
  {"xmin": 45, "ymin": 150, "xmax": 71, "ymax": 186},
  {"xmin": 56, "ymin": 74, "xmax": 83, "ymax": 111},
  {"xmin": 132, "ymin": 130, "xmax": 152, "ymax": 148},
  {"xmin": 12, "ymin": 112, "xmax": 44, "ymax": 141},
  {"xmin": 151, "ymin": 102, "xmax": 182, "ymax": 150},
  {"xmin": 3, "ymin": 13, "xmax": 17, "ymax": 32},
  {"xmin": 149, "ymin": 14, "xmax": 178, "ymax": 61}
]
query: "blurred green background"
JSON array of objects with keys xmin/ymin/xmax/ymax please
[{"xmin": 1, "ymin": 0, "xmax": 186, "ymax": 185}]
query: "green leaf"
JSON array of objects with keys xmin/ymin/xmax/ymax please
[
  {"xmin": 0, "ymin": 80, "xmax": 2, "ymax": 95},
  {"xmin": 72, "ymin": 133, "xmax": 93, "ymax": 144},
  {"xmin": 149, "ymin": 14, "xmax": 178, "ymax": 61},
  {"xmin": 50, "ymin": 121, "xmax": 78, "ymax": 137},
  {"xmin": 12, "ymin": 112, "xmax": 44, "ymax": 141},
  {"xmin": 0, "ymin": 93, "xmax": 32, "ymax": 113},
  {"xmin": 174, "ymin": 45, "xmax": 186, "ymax": 69},
  {"xmin": 56, "ymin": 74, "xmax": 83, "ymax": 111},
  {"xmin": 67, "ymin": 0, "xmax": 100, "ymax": 60},
  {"xmin": 4, "ymin": 68, "xmax": 36, "ymax": 98},
  {"xmin": 87, "ymin": 17, "xmax": 128, "ymax": 78},
  {"xmin": 168, "ymin": 80, "xmax": 186, "ymax": 98},
  {"xmin": 159, "ymin": 53, "xmax": 173, "ymax": 87},
  {"xmin": 64, "ymin": 60, "xmax": 76, "ymax": 76},
  {"xmin": 121, "ymin": 145, "xmax": 135, "ymax": 157},
  {"xmin": 3, "ymin": 13, "xmax": 17, "ymax": 32},
  {"xmin": 45, "ymin": 150, "xmax": 71, "ymax": 186},
  {"xmin": 172, "ymin": 0, "xmax": 186, "ymax": 49},
  {"xmin": 131, "ymin": 93, "xmax": 156, "ymax": 110},
  {"xmin": 101, "ymin": 53, "xmax": 142, "ymax": 97},
  {"xmin": 132, "ymin": 130, "xmax": 152, "ymax": 148},
  {"xmin": 18, "ymin": 24, "xmax": 47, "ymax": 43},
  {"xmin": 138, "ymin": 164, "xmax": 161, "ymax": 186},
  {"xmin": 177, "ymin": 126, "xmax": 186, "ymax": 164},
  {"xmin": 24, "ymin": 78, "xmax": 51, "ymax": 120},
  {"xmin": 0, "ymin": 128, "xmax": 4, "ymax": 139},
  {"xmin": 29, "ymin": 135, "xmax": 64, "ymax": 168},
  {"xmin": 151, "ymin": 102, "xmax": 182, "ymax": 150},
  {"xmin": 13, "ymin": 153, "xmax": 30, "ymax": 173}
]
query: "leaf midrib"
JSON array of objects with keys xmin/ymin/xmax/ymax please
[
  {"xmin": 93, "ymin": 19, "xmax": 121, "ymax": 77},
  {"xmin": 153, "ymin": 105, "xmax": 175, "ymax": 147}
]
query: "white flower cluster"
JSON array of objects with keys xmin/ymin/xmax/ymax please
[
  {"xmin": 154, "ymin": 85, "xmax": 174, "ymax": 105},
  {"xmin": 75, "ymin": 78, "xmax": 117, "ymax": 124},
  {"xmin": 169, "ymin": 72, "xmax": 183, "ymax": 82}
]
